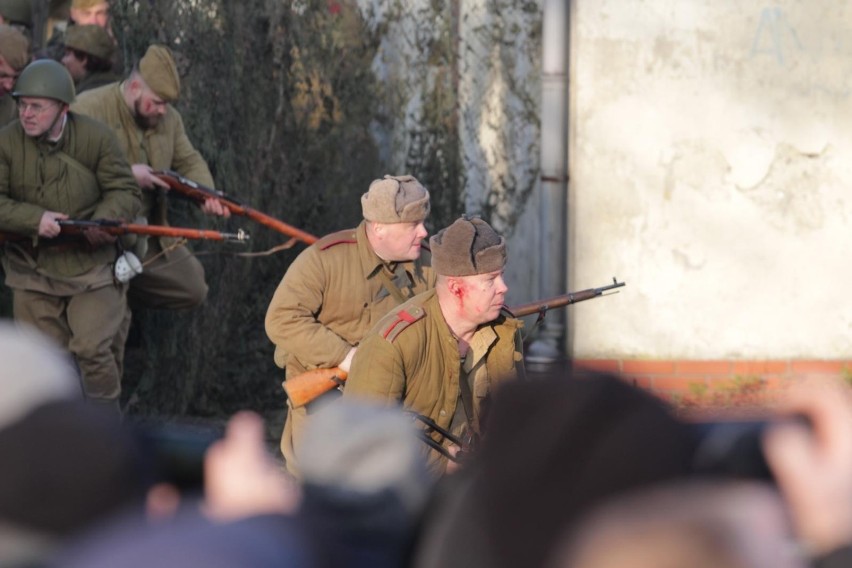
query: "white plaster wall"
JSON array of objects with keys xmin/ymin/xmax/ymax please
[{"xmin": 569, "ymin": 1, "xmax": 852, "ymax": 358}]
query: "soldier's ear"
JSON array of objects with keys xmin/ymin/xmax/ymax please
[{"xmin": 446, "ymin": 277, "xmax": 464, "ymax": 298}]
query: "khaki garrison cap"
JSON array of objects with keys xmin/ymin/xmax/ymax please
[
  {"xmin": 138, "ymin": 44, "xmax": 179, "ymax": 102},
  {"xmin": 65, "ymin": 24, "xmax": 114, "ymax": 62}
]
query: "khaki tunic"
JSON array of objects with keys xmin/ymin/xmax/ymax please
[
  {"xmin": 345, "ymin": 289, "xmax": 525, "ymax": 473},
  {"xmin": 0, "ymin": 113, "xmax": 142, "ymax": 278},
  {"xmin": 72, "ymin": 82, "xmax": 215, "ymax": 224},
  {"xmin": 0, "ymin": 112, "xmax": 141, "ymax": 400},
  {"xmin": 265, "ymin": 221, "xmax": 436, "ymax": 472}
]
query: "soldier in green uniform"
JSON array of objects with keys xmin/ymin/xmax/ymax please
[
  {"xmin": 72, "ymin": 44, "xmax": 228, "ymax": 371},
  {"xmin": 344, "ymin": 216, "xmax": 525, "ymax": 473},
  {"xmin": 61, "ymin": 24, "xmax": 118, "ymax": 94},
  {"xmin": 265, "ymin": 175, "xmax": 436, "ymax": 475},
  {"xmin": 0, "ymin": 25, "xmax": 29, "ymax": 127},
  {"xmin": 0, "ymin": 59, "xmax": 141, "ymax": 406}
]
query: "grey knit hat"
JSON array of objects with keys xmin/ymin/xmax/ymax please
[
  {"xmin": 0, "ymin": 322, "xmax": 81, "ymax": 432},
  {"xmin": 138, "ymin": 44, "xmax": 179, "ymax": 102},
  {"xmin": 361, "ymin": 174, "xmax": 430, "ymax": 223},
  {"xmin": 430, "ymin": 216, "xmax": 506, "ymax": 276},
  {"xmin": 298, "ymin": 399, "xmax": 433, "ymax": 516}
]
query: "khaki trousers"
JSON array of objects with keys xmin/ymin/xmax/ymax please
[
  {"xmin": 13, "ymin": 283, "xmax": 127, "ymax": 401},
  {"xmin": 113, "ymin": 243, "xmax": 208, "ymax": 376}
]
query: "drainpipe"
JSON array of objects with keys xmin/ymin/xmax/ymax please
[{"xmin": 526, "ymin": 0, "xmax": 569, "ymax": 364}]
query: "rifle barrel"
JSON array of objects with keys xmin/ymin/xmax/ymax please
[{"xmin": 507, "ymin": 279, "xmax": 626, "ymax": 317}]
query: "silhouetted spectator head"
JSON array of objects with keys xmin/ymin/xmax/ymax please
[
  {"xmin": 299, "ymin": 399, "xmax": 436, "ymax": 568},
  {"xmin": 548, "ymin": 480, "xmax": 804, "ymax": 568},
  {"xmin": 413, "ymin": 368, "xmax": 700, "ymax": 568},
  {"xmin": 0, "ymin": 323, "xmax": 155, "ymax": 565}
]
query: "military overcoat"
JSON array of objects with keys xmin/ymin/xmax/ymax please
[
  {"xmin": 0, "ymin": 112, "xmax": 141, "ymax": 279},
  {"xmin": 345, "ymin": 288, "xmax": 525, "ymax": 471},
  {"xmin": 265, "ymin": 221, "xmax": 436, "ymax": 376}
]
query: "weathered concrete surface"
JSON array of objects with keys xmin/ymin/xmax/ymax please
[{"xmin": 570, "ymin": 1, "xmax": 852, "ymax": 358}]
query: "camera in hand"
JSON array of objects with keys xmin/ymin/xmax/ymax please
[
  {"xmin": 132, "ymin": 420, "xmax": 223, "ymax": 491},
  {"xmin": 689, "ymin": 416, "xmax": 809, "ymax": 482}
]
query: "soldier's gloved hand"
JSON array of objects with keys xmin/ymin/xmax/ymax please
[
  {"xmin": 38, "ymin": 211, "xmax": 68, "ymax": 238},
  {"xmin": 132, "ymin": 164, "xmax": 170, "ymax": 190},
  {"xmin": 200, "ymin": 197, "xmax": 231, "ymax": 218}
]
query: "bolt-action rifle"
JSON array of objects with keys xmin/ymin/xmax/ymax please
[
  {"xmin": 282, "ymin": 278, "xmax": 626, "ymax": 408},
  {"xmin": 153, "ymin": 170, "xmax": 317, "ymax": 246},
  {"xmin": 0, "ymin": 219, "xmax": 250, "ymax": 245}
]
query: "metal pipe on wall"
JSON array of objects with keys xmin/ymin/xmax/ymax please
[{"xmin": 526, "ymin": 0, "xmax": 569, "ymax": 364}]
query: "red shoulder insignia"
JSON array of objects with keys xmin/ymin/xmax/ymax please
[
  {"xmin": 317, "ymin": 228, "xmax": 358, "ymax": 251},
  {"xmin": 382, "ymin": 306, "xmax": 425, "ymax": 342}
]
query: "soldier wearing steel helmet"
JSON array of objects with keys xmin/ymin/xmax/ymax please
[
  {"xmin": 0, "ymin": 59, "xmax": 141, "ymax": 410},
  {"xmin": 61, "ymin": 24, "xmax": 118, "ymax": 94}
]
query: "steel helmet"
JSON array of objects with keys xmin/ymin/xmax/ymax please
[
  {"xmin": 12, "ymin": 59, "xmax": 76, "ymax": 105},
  {"xmin": 0, "ymin": 0, "xmax": 33, "ymax": 28}
]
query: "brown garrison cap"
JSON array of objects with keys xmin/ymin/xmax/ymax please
[
  {"xmin": 361, "ymin": 174, "xmax": 430, "ymax": 223},
  {"xmin": 71, "ymin": 0, "xmax": 107, "ymax": 9},
  {"xmin": 430, "ymin": 216, "xmax": 506, "ymax": 276},
  {"xmin": 0, "ymin": 24, "xmax": 28, "ymax": 71},
  {"xmin": 138, "ymin": 44, "xmax": 179, "ymax": 102},
  {"xmin": 64, "ymin": 24, "xmax": 114, "ymax": 62}
]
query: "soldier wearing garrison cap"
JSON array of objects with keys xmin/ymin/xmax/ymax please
[
  {"xmin": 61, "ymin": 24, "xmax": 118, "ymax": 93},
  {"xmin": 265, "ymin": 174, "xmax": 436, "ymax": 476},
  {"xmin": 71, "ymin": 44, "xmax": 230, "ymax": 378},
  {"xmin": 345, "ymin": 216, "xmax": 525, "ymax": 474}
]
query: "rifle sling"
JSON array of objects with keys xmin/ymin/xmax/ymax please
[
  {"xmin": 458, "ymin": 358, "xmax": 477, "ymax": 436},
  {"xmin": 377, "ymin": 265, "xmax": 409, "ymax": 304}
]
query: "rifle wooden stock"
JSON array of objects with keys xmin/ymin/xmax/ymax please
[
  {"xmin": 57, "ymin": 220, "xmax": 250, "ymax": 242},
  {"xmin": 153, "ymin": 170, "xmax": 318, "ymax": 246},
  {"xmin": 506, "ymin": 278, "xmax": 626, "ymax": 318},
  {"xmin": 284, "ymin": 367, "xmax": 348, "ymax": 408}
]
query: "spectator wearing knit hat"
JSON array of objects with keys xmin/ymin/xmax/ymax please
[
  {"xmin": 61, "ymin": 24, "xmax": 118, "ymax": 93},
  {"xmin": 344, "ymin": 216, "xmax": 525, "ymax": 474},
  {"xmin": 71, "ymin": 44, "xmax": 230, "ymax": 382},
  {"xmin": 265, "ymin": 174, "xmax": 436, "ymax": 476},
  {"xmin": 0, "ymin": 24, "xmax": 28, "ymax": 126},
  {"xmin": 0, "ymin": 323, "xmax": 155, "ymax": 567}
]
